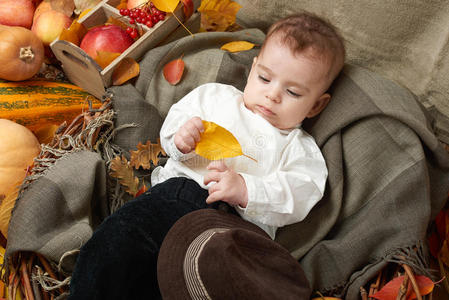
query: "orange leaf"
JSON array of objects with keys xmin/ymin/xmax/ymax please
[
  {"xmin": 94, "ymin": 51, "xmax": 121, "ymax": 69},
  {"xmin": 59, "ymin": 21, "xmax": 88, "ymax": 46},
  {"xmin": 181, "ymin": 0, "xmax": 194, "ymax": 19},
  {"xmin": 112, "ymin": 57, "xmax": 140, "ymax": 86},
  {"xmin": 115, "ymin": 0, "xmax": 128, "ymax": 10},
  {"xmin": 163, "ymin": 57, "xmax": 185, "ymax": 85},
  {"xmin": 371, "ymin": 275, "xmax": 434, "ymax": 300},
  {"xmin": 59, "ymin": 27, "xmax": 79, "ymax": 45},
  {"xmin": 135, "ymin": 185, "xmax": 148, "ymax": 197},
  {"xmin": 105, "ymin": 16, "xmax": 129, "ymax": 31}
]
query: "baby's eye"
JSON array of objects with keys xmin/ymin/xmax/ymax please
[
  {"xmin": 287, "ymin": 89, "xmax": 301, "ymax": 97},
  {"xmin": 258, "ymin": 75, "xmax": 270, "ymax": 83}
]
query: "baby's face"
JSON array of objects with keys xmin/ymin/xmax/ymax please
[{"xmin": 243, "ymin": 37, "xmax": 332, "ymax": 130}]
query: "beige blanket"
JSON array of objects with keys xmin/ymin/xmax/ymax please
[{"xmin": 236, "ymin": 0, "xmax": 449, "ymax": 143}]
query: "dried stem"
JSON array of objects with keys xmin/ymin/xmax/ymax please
[
  {"xmin": 402, "ymin": 264, "xmax": 422, "ymax": 300},
  {"xmin": 20, "ymin": 259, "xmax": 34, "ymax": 300},
  {"xmin": 360, "ymin": 287, "xmax": 368, "ymax": 300},
  {"xmin": 396, "ymin": 272, "xmax": 409, "ymax": 300}
]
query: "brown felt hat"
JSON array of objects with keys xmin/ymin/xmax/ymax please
[{"xmin": 157, "ymin": 209, "xmax": 312, "ymax": 300}]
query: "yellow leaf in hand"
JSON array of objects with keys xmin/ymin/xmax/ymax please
[
  {"xmin": 221, "ymin": 41, "xmax": 255, "ymax": 53},
  {"xmin": 152, "ymin": 0, "xmax": 180, "ymax": 13},
  {"xmin": 195, "ymin": 121, "xmax": 256, "ymax": 162}
]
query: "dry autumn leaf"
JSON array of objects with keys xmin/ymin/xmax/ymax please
[
  {"xmin": 152, "ymin": 0, "xmax": 180, "ymax": 13},
  {"xmin": 221, "ymin": 41, "xmax": 255, "ymax": 53},
  {"xmin": 163, "ymin": 57, "xmax": 185, "ymax": 85},
  {"xmin": 195, "ymin": 121, "xmax": 256, "ymax": 161},
  {"xmin": 49, "ymin": 0, "xmax": 76, "ymax": 17},
  {"xmin": 95, "ymin": 51, "xmax": 121, "ymax": 69},
  {"xmin": 130, "ymin": 139, "xmax": 166, "ymax": 169},
  {"xmin": 110, "ymin": 155, "xmax": 140, "ymax": 196},
  {"xmin": 115, "ymin": 0, "xmax": 128, "ymax": 10},
  {"xmin": 105, "ymin": 16, "xmax": 129, "ymax": 31},
  {"xmin": 371, "ymin": 275, "xmax": 434, "ymax": 300},
  {"xmin": 181, "ymin": 0, "xmax": 194, "ymax": 19},
  {"xmin": 74, "ymin": 0, "xmax": 101, "ymax": 14},
  {"xmin": 198, "ymin": 0, "xmax": 242, "ymax": 32},
  {"xmin": 112, "ymin": 57, "xmax": 140, "ymax": 86},
  {"xmin": 59, "ymin": 20, "xmax": 88, "ymax": 46}
]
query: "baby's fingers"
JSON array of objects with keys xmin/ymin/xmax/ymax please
[
  {"xmin": 206, "ymin": 190, "xmax": 223, "ymax": 204},
  {"xmin": 203, "ymin": 171, "xmax": 222, "ymax": 186},
  {"xmin": 207, "ymin": 160, "xmax": 228, "ymax": 172}
]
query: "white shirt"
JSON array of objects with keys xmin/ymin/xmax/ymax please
[{"xmin": 151, "ymin": 83, "xmax": 327, "ymax": 238}]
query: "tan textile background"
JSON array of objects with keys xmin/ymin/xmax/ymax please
[{"xmin": 236, "ymin": 0, "xmax": 449, "ymax": 143}]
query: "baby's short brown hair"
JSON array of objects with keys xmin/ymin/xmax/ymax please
[{"xmin": 262, "ymin": 12, "xmax": 346, "ymax": 83}]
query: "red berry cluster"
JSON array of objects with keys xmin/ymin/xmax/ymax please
[{"xmin": 119, "ymin": 2, "xmax": 166, "ymax": 38}]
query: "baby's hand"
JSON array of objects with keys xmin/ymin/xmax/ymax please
[
  {"xmin": 174, "ymin": 117, "xmax": 204, "ymax": 154},
  {"xmin": 204, "ymin": 161, "xmax": 248, "ymax": 208}
]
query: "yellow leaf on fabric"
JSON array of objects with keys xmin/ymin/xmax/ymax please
[
  {"xmin": 95, "ymin": 51, "xmax": 121, "ymax": 69},
  {"xmin": 152, "ymin": 0, "xmax": 180, "ymax": 12},
  {"xmin": 221, "ymin": 41, "xmax": 255, "ymax": 52},
  {"xmin": 130, "ymin": 139, "xmax": 166, "ymax": 169},
  {"xmin": 112, "ymin": 57, "xmax": 140, "ymax": 85},
  {"xmin": 198, "ymin": 0, "xmax": 241, "ymax": 32},
  {"xmin": 195, "ymin": 121, "xmax": 256, "ymax": 161}
]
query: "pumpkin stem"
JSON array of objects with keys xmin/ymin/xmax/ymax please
[{"xmin": 19, "ymin": 46, "xmax": 35, "ymax": 62}]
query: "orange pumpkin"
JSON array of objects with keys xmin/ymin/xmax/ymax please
[
  {"xmin": 0, "ymin": 24, "xmax": 44, "ymax": 81},
  {"xmin": 0, "ymin": 119, "xmax": 40, "ymax": 198}
]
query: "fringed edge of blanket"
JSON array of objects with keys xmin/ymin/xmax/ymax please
[
  {"xmin": 315, "ymin": 241, "xmax": 436, "ymax": 298},
  {"xmin": 0, "ymin": 91, "xmax": 139, "ymax": 294}
]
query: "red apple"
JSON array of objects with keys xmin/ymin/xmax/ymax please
[
  {"xmin": 127, "ymin": 0, "xmax": 148, "ymax": 9},
  {"xmin": 80, "ymin": 25, "xmax": 134, "ymax": 60},
  {"xmin": 0, "ymin": 0, "xmax": 35, "ymax": 29},
  {"xmin": 31, "ymin": 10, "xmax": 72, "ymax": 45}
]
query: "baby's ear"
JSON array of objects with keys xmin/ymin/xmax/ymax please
[{"xmin": 307, "ymin": 93, "xmax": 331, "ymax": 118}]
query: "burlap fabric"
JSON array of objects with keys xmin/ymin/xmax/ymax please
[
  {"xmin": 236, "ymin": 0, "xmax": 449, "ymax": 145},
  {"xmin": 5, "ymin": 28, "xmax": 449, "ymax": 299}
]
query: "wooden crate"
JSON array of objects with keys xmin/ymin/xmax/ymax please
[{"xmin": 50, "ymin": 0, "xmax": 200, "ymax": 99}]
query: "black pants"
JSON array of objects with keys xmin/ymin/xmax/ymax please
[{"xmin": 68, "ymin": 177, "xmax": 219, "ymax": 300}]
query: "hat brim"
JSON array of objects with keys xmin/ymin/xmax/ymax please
[{"xmin": 157, "ymin": 208, "xmax": 270, "ymax": 299}]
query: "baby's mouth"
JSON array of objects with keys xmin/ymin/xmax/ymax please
[{"xmin": 256, "ymin": 105, "xmax": 274, "ymax": 116}]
